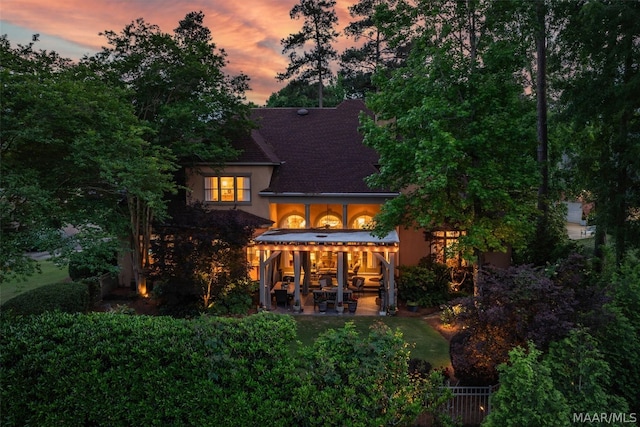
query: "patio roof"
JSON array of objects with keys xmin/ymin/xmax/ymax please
[{"xmin": 254, "ymin": 228, "xmax": 399, "ymax": 252}]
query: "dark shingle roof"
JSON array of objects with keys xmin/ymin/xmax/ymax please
[
  {"xmin": 231, "ymin": 129, "xmax": 280, "ymax": 164},
  {"xmin": 241, "ymin": 100, "xmax": 385, "ymax": 194}
]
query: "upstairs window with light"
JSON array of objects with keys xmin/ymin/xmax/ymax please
[{"xmin": 204, "ymin": 176, "xmax": 251, "ymax": 204}]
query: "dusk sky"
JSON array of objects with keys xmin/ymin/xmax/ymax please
[{"xmin": 1, "ymin": 0, "xmax": 360, "ymax": 105}]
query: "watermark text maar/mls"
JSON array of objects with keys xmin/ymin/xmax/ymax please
[{"xmin": 573, "ymin": 413, "xmax": 637, "ymax": 424}]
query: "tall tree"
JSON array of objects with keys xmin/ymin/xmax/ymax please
[
  {"xmin": 86, "ymin": 11, "xmax": 250, "ymax": 162},
  {"xmin": 340, "ymin": 0, "xmax": 411, "ymax": 97},
  {"xmin": 483, "ymin": 0, "xmax": 571, "ymax": 265},
  {"xmin": 552, "ymin": 0, "xmax": 640, "ymax": 263},
  {"xmin": 0, "ymin": 37, "xmax": 175, "ymax": 287},
  {"xmin": 277, "ymin": 0, "xmax": 340, "ymax": 107},
  {"xmin": 361, "ymin": 0, "xmax": 539, "ymax": 277},
  {"xmin": 84, "ymin": 12, "xmax": 252, "ymax": 293}
]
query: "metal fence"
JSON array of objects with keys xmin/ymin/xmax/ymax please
[
  {"xmin": 412, "ymin": 384, "xmax": 498, "ymax": 427},
  {"xmin": 441, "ymin": 385, "xmax": 497, "ymax": 426}
]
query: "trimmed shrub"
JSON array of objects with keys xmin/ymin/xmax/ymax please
[
  {"xmin": 0, "ymin": 281, "xmax": 91, "ymax": 316},
  {"xmin": 0, "ymin": 312, "xmax": 299, "ymax": 427},
  {"xmin": 209, "ymin": 279, "xmax": 258, "ymax": 315},
  {"xmin": 294, "ymin": 322, "xmax": 428, "ymax": 426},
  {"xmin": 397, "ymin": 263, "xmax": 451, "ymax": 307},
  {"xmin": 0, "ymin": 313, "xmax": 444, "ymax": 427}
]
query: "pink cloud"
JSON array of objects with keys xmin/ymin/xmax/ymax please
[{"xmin": 2, "ymin": 0, "xmax": 361, "ymax": 104}]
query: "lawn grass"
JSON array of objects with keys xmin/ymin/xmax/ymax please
[
  {"xmin": 294, "ymin": 316, "xmax": 451, "ymax": 368},
  {"xmin": 1, "ymin": 260, "xmax": 69, "ymax": 305}
]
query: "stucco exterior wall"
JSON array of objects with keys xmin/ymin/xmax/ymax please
[{"xmin": 397, "ymin": 227, "xmax": 430, "ymax": 266}]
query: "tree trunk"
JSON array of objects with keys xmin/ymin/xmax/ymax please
[
  {"xmin": 128, "ymin": 195, "xmax": 151, "ymax": 295},
  {"xmin": 535, "ymin": 0, "xmax": 549, "ymax": 214}
]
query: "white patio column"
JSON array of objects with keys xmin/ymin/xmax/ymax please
[
  {"xmin": 337, "ymin": 250, "xmax": 345, "ymax": 303},
  {"xmin": 373, "ymin": 252, "xmax": 394, "ymax": 311},
  {"xmin": 259, "ymin": 250, "xmax": 281, "ymax": 310},
  {"xmin": 293, "ymin": 250, "xmax": 302, "ymax": 305},
  {"xmin": 259, "ymin": 249, "xmax": 266, "ymax": 307},
  {"xmin": 301, "ymin": 251, "xmax": 311, "ymax": 294},
  {"xmin": 388, "ymin": 252, "xmax": 396, "ymax": 308}
]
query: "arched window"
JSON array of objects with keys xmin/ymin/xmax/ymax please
[
  {"xmin": 351, "ymin": 214, "xmax": 373, "ymax": 229},
  {"xmin": 281, "ymin": 214, "xmax": 306, "ymax": 229},
  {"xmin": 316, "ymin": 213, "xmax": 342, "ymax": 229}
]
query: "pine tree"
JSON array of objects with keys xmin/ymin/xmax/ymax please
[{"xmin": 277, "ymin": 0, "xmax": 339, "ymax": 108}]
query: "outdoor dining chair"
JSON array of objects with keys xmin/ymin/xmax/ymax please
[
  {"xmin": 274, "ymin": 289, "xmax": 290, "ymax": 309},
  {"xmin": 349, "ymin": 277, "xmax": 365, "ymax": 296}
]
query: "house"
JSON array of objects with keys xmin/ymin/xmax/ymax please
[{"xmin": 185, "ymin": 99, "xmax": 488, "ymax": 310}]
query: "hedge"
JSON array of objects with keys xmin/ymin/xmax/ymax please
[
  {"xmin": 0, "ymin": 281, "xmax": 93, "ymax": 316},
  {"xmin": 1, "ymin": 312, "xmax": 445, "ymax": 426},
  {"xmin": 1, "ymin": 312, "xmax": 298, "ymax": 427}
]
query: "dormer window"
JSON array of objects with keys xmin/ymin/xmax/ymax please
[{"xmin": 204, "ymin": 175, "xmax": 251, "ymax": 204}]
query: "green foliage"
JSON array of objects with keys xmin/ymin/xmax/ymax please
[
  {"xmin": 594, "ymin": 304, "xmax": 640, "ymax": 415},
  {"xmin": 611, "ymin": 250, "xmax": 640, "ymax": 329},
  {"xmin": 1, "ymin": 312, "xmax": 446, "ymax": 426},
  {"xmin": 361, "ymin": 1, "xmax": 539, "ymax": 260},
  {"xmin": 595, "ymin": 250, "xmax": 640, "ymax": 413},
  {"xmin": 0, "ymin": 38, "xmax": 126, "ymax": 281},
  {"xmin": 0, "ymin": 281, "xmax": 92, "ymax": 316},
  {"xmin": 0, "ymin": 34, "xmax": 178, "ymax": 291},
  {"xmin": 544, "ymin": 329, "xmax": 628, "ymax": 422},
  {"xmin": 397, "ymin": 263, "xmax": 451, "ymax": 307},
  {"xmin": 294, "ymin": 316, "xmax": 451, "ymax": 368},
  {"xmin": 340, "ymin": 0, "xmax": 409, "ymax": 98},
  {"xmin": 266, "ymin": 78, "xmax": 346, "ymax": 107},
  {"xmin": 0, "ymin": 313, "xmax": 298, "ymax": 426},
  {"xmin": 68, "ymin": 242, "xmax": 119, "ymax": 281},
  {"xmin": 553, "ymin": 0, "xmax": 640, "ymax": 262},
  {"xmin": 86, "ymin": 11, "xmax": 250, "ymax": 161},
  {"xmin": 483, "ymin": 343, "xmax": 570, "ymax": 427},
  {"xmin": 516, "ymin": 201, "xmax": 575, "ymax": 266},
  {"xmin": 209, "ymin": 279, "xmax": 257, "ymax": 315},
  {"xmin": 294, "ymin": 321, "xmax": 429, "ymax": 426},
  {"xmin": 440, "ymin": 303, "xmax": 463, "ymax": 327}
]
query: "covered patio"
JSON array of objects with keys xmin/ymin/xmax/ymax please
[{"xmin": 255, "ymin": 229, "xmax": 399, "ymax": 314}]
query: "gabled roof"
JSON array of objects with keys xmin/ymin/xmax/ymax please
[{"xmin": 234, "ymin": 100, "xmax": 391, "ymax": 195}]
